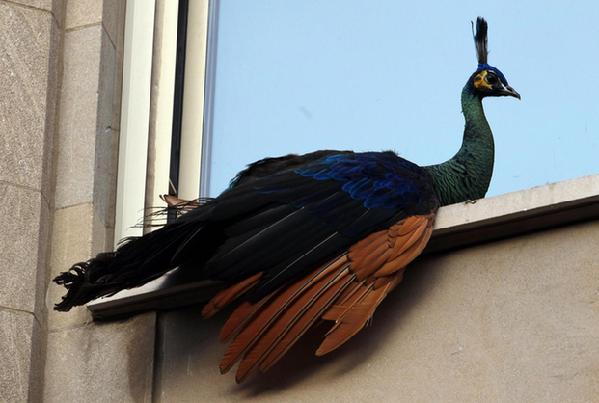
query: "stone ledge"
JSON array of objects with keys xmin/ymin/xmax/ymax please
[
  {"xmin": 427, "ymin": 174, "xmax": 599, "ymax": 253},
  {"xmin": 87, "ymin": 174, "xmax": 599, "ymax": 319}
]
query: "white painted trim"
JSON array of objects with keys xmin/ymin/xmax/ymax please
[
  {"xmin": 146, "ymin": 0, "xmax": 179, "ymax": 223},
  {"xmin": 177, "ymin": 0, "xmax": 210, "ymax": 200},
  {"xmin": 115, "ymin": 0, "xmax": 156, "ymax": 245}
]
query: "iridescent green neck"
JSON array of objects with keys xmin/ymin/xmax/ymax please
[{"xmin": 425, "ymin": 81, "xmax": 494, "ymax": 206}]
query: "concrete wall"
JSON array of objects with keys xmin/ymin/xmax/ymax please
[
  {"xmin": 42, "ymin": 1, "xmax": 158, "ymax": 403},
  {"xmin": 154, "ymin": 219, "xmax": 599, "ymax": 403},
  {"xmin": 0, "ymin": 1, "xmax": 156, "ymax": 401},
  {"xmin": 0, "ymin": 1, "xmax": 63, "ymax": 401},
  {"xmin": 1, "ymin": 1, "xmax": 598, "ymax": 402}
]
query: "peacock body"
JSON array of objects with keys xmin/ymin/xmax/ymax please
[{"xmin": 54, "ymin": 17, "xmax": 519, "ymax": 382}]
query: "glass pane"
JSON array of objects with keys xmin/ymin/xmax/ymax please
[{"xmin": 207, "ymin": 1, "xmax": 599, "ymax": 198}]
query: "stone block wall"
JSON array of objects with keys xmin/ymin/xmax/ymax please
[
  {"xmin": 0, "ymin": 1, "xmax": 63, "ymax": 400},
  {"xmin": 42, "ymin": 1, "xmax": 157, "ymax": 402},
  {"xmin": 0, "ymin": 1, "xmax": 157, "ymax": 401}
]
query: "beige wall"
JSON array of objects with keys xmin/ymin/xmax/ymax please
[
  {"xmin": 1, "ymin": 1, "xmax": 598, "ymax": 402},
  {"xmin": 0, "ymin": 0, "xmax": 62, "ymax": 401},
  {"xmin": 154, "ymin": 219, "xmax": 599, "ymax": 403},
  {"xmin": 42, "ymin": 1, "xmax": 158, "ymax": 403},
  {"xmin": 0, "ymin": 0, "xmax": 157, "ymax": 401}
]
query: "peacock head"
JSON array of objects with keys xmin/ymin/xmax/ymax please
[{"xmin": 470, "ymin": 17, "xmax": 520, "ymax": 100}]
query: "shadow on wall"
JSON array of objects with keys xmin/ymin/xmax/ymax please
[{"xmin": 155, "ymin": 254, "xmax": 442, "ymax": 396}]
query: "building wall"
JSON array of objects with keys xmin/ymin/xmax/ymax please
[
  {"xmin": 0, "ymin": 1, "xmax": 63, "ymax": 401},
  {"xmin": 0, "ymin": 1, "xmax": 156, "ymax": 402},
  {"xmin": 41, "ymin": 1, "xmax": 157, "ymax": 403},
  {"xmin": 1, "ymin": 1, "xmax": 598, "ymax": 402},
  {"xmin": 154, "ymin": 219, "xmax": 599, "ymax": 403}
]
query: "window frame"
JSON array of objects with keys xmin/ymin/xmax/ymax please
[
  {"xmin": 100, "ymin": 0, "xmax": 216, "ymax": 315},
  {"xmin": 114, "ymin": 0, "xmax": 156, "ymax": 243},
  {"xmin": 115, "ymin": 0, "xmax": 215, "ymax": 245}
]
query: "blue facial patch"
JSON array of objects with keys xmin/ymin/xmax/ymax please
[{"xmin": 477, "ymin": 63, "xmax": 509, "ymax": 85}]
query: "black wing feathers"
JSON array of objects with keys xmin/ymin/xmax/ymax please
[
  {"xmin": 474, "ymin": 17, "xmax": 488, "ymax": 64},
  {"xmin": 182, "ymin": 151, "xmax": 437, "ymax": 300},
  {"xmin": 229, "ymin": 150, "xmax": 351, "ymax": 188},
  {"xmin": 54, "ymin": 150, "xmax": 438, "ymax": 311}
]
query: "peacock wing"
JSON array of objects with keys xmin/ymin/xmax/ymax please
[
  {"xmin": 213, "ymin": 213, "xmax": 435, "ymax": 382},
  {"xmin": 179, "ymin": 151, "xmax": 437, "ymax": 381}
]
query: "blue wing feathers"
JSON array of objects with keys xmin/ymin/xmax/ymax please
[{"xmin": 294, "ymin": 151, "xmax": 433, "ymax": 212}]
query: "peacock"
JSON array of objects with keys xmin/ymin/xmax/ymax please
[{"xmin": 54, "ymin": 17, "xmax": 519, "ymax": 382}]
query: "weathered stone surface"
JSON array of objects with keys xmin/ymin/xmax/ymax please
[
  {"xmin": 102, "ymin": 0, "xmax": 120, "ymax": 47},
  {"xmin": 6, "ymin": 0, "xmax": 64, "ymax": 24},
  {"xmin": 34, "ymin": 189, "xmax": 51, "ymax": 320},
  {"xmin": 0, "ymin": 310, "xmax": 35, "ymax": 403},
  {"xmin": 46, "ymin": 203, "xmax": 95, "ymax": 331},
  {"xmin": 155, "ymin": 220, "xmax": 599, "ymax": 402},
  {"xmin": 94, "ymin": 30, "xmax": 117, "ymax": 228},
  {"xmin": 46, "ymin": 201, "xmax": 113, "ymax": 330},
  {"xmin": 65, "ymin": 0, "xmax": 103, "ymax": 29},
  {"xmin": 44, "ymin": 313, "xmax": 156, "ymax": 403},
  {"xmin": 54, "ymin": 25, "xmax": 118, "ymax": 217},
  {"xmin": 110, "ymin": 0, "xmax": 125, "ymax": 132},
  {"xmin": 435, "ymin": 174, "xmax": 599, "ymax": 231},
  {"xmin": 0, "ymin": 183, "xmax": 46, "ymax": 312},
  {"xmin": 8, "ymin": 0, "xmax": 50, "ymax": 10},
  {"xmin": 65, "ymin": 0, "xmax": 119, "ymax": 45},
  {"xmin": 54, "ymin": 24, "xmax": 104, "ymax": 209},
  {"xmin": 40, "ymin": 12, "xmax": 62, "ymax": 205},
  {"xmin": 0, "ymin": 2, "xmax": 55, "ymax": 191}
]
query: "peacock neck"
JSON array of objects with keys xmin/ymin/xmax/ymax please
[{"xmin": 424, "ymin": 81, "xmax": 495, "ymax": 206}]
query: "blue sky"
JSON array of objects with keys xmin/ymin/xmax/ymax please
[{"xmin": 206, "ymin": 0, "xmax": 599, "ymax": 197}]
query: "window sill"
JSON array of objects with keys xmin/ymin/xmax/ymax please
[{"xmin": 88, "ymin": 174, "xmax": 599, "ymax": 319}]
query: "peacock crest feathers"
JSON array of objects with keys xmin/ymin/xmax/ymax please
[
  {"xmin": 473, "ymin": 16, "xmax": 488, "ymax": 65},
  {"xmin": 472, "ymin": 16, "xmax": 509, "ymax": 86}
]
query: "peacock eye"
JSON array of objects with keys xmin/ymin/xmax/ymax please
[{"xmin": 487, "ymin": 74, "xmax": 498, "ymax": 84}]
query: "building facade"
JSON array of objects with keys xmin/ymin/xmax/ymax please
[{"xmin": 0, "ymin": 1, "xmax": 598, "ymax": 402}]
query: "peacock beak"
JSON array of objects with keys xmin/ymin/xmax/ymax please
[{"xmin": 501, "ymin": 85, "xmax": 521, "ymax": 100}]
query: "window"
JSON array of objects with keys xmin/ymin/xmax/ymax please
[
  {"xmin": 115, "ymin": 0, "xmax": 213, "ymax": 242},
  {"xmin": 205, "ymin": 1, "xmax": 599, "ymax": 197}
]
